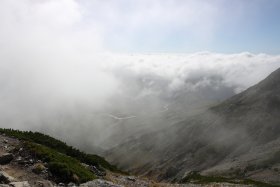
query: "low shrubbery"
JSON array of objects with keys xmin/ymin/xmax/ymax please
[
  {"xmin": 25, "ymin": 142, "xmax": 95, "ymax": 183},
  {"xmin": 0, "ymin": 128, "xmax": 124, "ymax": 183},
  {"xmin": 180, "ymin": 171, "xmax": 279, "ymax": 187},
  {"xmin": 181, "ymin": 171, "xmax": 229, "ymax": 184},
  {"xmin": 0, "ymin": 128, "xmax": 120, "ymax": 172}
]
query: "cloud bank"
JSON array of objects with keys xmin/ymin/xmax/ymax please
[{"xmin": 0, "ymin": 0, "xmax": 280, "ymax": 151}]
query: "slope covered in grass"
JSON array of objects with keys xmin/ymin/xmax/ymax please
[
  {"xmin": 25, "ymin": 142, "xmax": 96, "ymax": 183},
  {"xmin": 180, "ymin": 171, "xmax": 279, "ymax": 187},
  {"xmin": 0, "ymin": 128, "xmax": 120, "ymax": 172}
]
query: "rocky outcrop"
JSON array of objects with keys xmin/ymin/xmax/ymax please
[
  {"xmin": 33, "ymin": 181, "xmax": 53, "ymax": 187},
  {"xmin": 0, "ymin": 171, "xmax": 15, "ymax": 184},
  {"xmin": 0, "ymin": 153, "xmax": 13, "ymax": 165},
  {"xmin": 10, "ymin": 181, "xmax": 31, "ymax": 187},
  {"xmin": 80, "ymin": 179, "xmax": 123, "ymax": 187}
]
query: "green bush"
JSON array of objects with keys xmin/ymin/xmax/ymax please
[
  {"xmin": 180, "ymin": 171, "xmax": 279, "ymax": 187},
  {"xmin": 49, "ymin": 162, "xmax": 72, "ymax": 182},
  {"xmin": 0, "ymin": 128, "xmax": 121, "ymax": 173},
  {"xmin": 32, "ymin": 163, "xmax": 46, "ymax": 174},
  {"xmin": 25, "ymin": 142, "xmax": 95, "ymax": 183},
  {"xmin": 181, "ymin": 171, "xmax": 229, "ymax": 183}
]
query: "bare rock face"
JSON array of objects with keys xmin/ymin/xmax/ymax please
[
  {"xmin": 0, "ymin": 153, "xmax": 13, "ymax": 165},
  {"xmin": 80, "ymin": 179, "xmax": 124, "ymax": 187},
  {"xmin": 33, "ymin": 181, "xmax": 54, "ymax": 187},
  {"xmin": 0, "ymin": 172, "xmax": 10, "ymax": 184},
  {"xmin": 0, "ymin": 171, "xmax": 15, "ymax": 184},
  {"xmin": 10, "ymin": 181, "xmax": 31, "ymax": 187}
]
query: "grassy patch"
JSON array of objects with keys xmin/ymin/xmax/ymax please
[
  {"xmin": 25, "ymin": 142, "xmax": 96, "ymax": 183},
  {"xmin": 181, "ymin": 171, "xmax": 229, "ymax": 184},
  {"xmin": 0, "ymin": 128, "xmax": 121, "ymax": 173},
  {"xmin": 180, "ymin": 171, "xmax": 279, "ymax": 187}
]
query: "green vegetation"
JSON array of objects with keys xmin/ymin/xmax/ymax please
[
  {"xmin": 0, "ymin": 128, "xmax": 125, "ymax": 183},
  {"xmin": 25, "ymin": 142, "xmax": 95, "ymax": 183},
  {"xmin": 32, "ymin": 163, "xmax": 46, "ymax": 174},
  {"xmin": 181, "ymin": 171, "xmax": 229, "ymax": 183},
  {"xmin": 180, "ymin": 171, "xmax": 280, "ymax": 187},
  {"xmin": 0, "ymin": 128, "xmax": 120, "ymax": 172}
]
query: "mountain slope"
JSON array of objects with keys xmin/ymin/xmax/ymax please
[
  {"xmin": 0, "ymin": 129, "xmax": 256, "ymax": 187},
  {"xmin": 0, "ymin": 128, "xmax": 124, "ymax": 185},
  {"xmin": 106, "ymin": 67, "xmax": 280, "ymax": 185}
]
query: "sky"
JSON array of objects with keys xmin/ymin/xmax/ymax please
[
  {"xmin": 80, "ymin": 0, "xmax": 280, "ymax": 53},
  {"xmin": 2, "ymin": 0, "xmax": 279, "ymax": 54}
]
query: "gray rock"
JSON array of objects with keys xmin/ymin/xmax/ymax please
[
  {"xmin": 0, "ymin": 153, "xmax": 13, "ymax": 164},
  {"xmin": 0, "ymin": 171, "xmax": 15, "ymax": 183},
  {"xmin": 10, "ymin": 181, "xmax": 31, "ymax": 187},
  {"xmin": 33, "ymin": 180, "xmax": 54, "ymax": 187},
  {"xmin": 67, "ymin": 182, "xmax": 77, "ymax": 187},
  {"xmin": 0, "ymin": 173, "xmax": 10, "ymax": 184},
  {"xmin": 89, "ymin": 166, "xmax": 106, "ymax": 176},
  {"xmin": 126, "ymin": 176, "xmax": 136, "ymax": 182},
  {"xmin": 80, "ymin": 179, "xmax": 123, "ymax": 187}
]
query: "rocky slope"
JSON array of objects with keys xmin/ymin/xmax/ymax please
[
  {"xmin": 0, "ymin": 130, "xmax": 255, "ymax": 187},
  {"xmin": 106, "ymin": 68, "xmax": 280, "ymax": 186}
]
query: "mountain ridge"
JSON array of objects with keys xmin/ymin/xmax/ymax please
[{"xmin": 106, "ymin": 67, "xmax": 280, "ymax": 185}]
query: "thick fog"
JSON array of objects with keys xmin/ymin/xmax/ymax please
[{"xmin": 1, "ymin": 0, "xmax": 280, "ymax": 152}]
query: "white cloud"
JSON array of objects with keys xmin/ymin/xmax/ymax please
[
  {"xmin": 103, "ymin": 52, "xmax": 280, "ymax": 94},
  {"xmin": 0, "ymin": 0, "xmax": 279, "ymax": 149}
]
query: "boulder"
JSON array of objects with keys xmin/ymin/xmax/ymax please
[
  {"xmin": 126, "ymin": 176, "xmax": 136, "ymax": 182},
  {"xmin": 0, "ymin": 173, "xmax": 10, "ymax": 184},
  {"xmin": 89, "ymin": 166, "xmax": 106, "ymax": 176},
  {"xmin": 67, "ymin": 182, "xmax": 77, "ymax": 187},
  {"xmin": 80, "ymin": 179, "xmax": 123, "ymax": 187},
  {"xmin": 0, "ymin": 171, "xmax": 15, "ymax": 184},
  {"xmin": 0, "ymin": 153, "xmax": 13, "ymax": 164},
  {"xmin": 33, "ymin": 180, "xmax": 54, "ymax": 187},
  {"xmin": 10, "ymin": 181, "xmax": 31, "ymax": 187}
]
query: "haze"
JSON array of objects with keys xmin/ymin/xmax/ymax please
[{"xmin": 0, "ymin": 0, "xmax": 280, "ymax": 153}]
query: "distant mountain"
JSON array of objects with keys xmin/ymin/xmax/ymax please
[{"xmin": 106, "ymin": 68, "xmax": 280, "ymax": 186}]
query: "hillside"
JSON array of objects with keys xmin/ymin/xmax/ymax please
[
  {"xmin": 0, "ymin": 129, "xmax": 257, "ymax": 187},
  {"xmin": 105, "ymin": 68, "xmax": 280, "ymax": 186},
  {"xmin": 1, "ymin": 69, "xmax": 279, "ymax": 186},
  {"xmin": 0, "ymin": 128, "xmax": 122, "ymax": 185}
]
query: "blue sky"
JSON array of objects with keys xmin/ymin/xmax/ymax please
[
  {"xmin": 81, "ymin": 0, "xmax": 280, "ymax": 54},
  {"xmin": 0, "ymin": 0, "xmax": 279, "ymax": 54}
]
